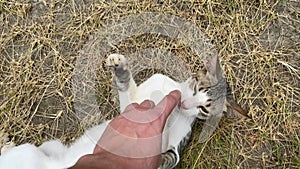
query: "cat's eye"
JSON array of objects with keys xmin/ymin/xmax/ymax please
[
  {"xmin": 198, "ymin": 87, "xmax": 208, "ymax": 93},
  {"xmin": 205, "ymin": 99, "xmax": 212, "ymax": 107},
  {"xmin": 197, "ymin": 105, "xmax": 209, "ymax": 116},
  {"xmin": 205, "ymin": 103, "xmax": 211, "ymax": 107}
]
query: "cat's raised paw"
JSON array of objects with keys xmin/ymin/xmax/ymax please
[{"xmin": 105, "ymin": 54, "xmax": 128, "ymax": 69}]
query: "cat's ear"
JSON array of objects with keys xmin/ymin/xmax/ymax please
[
  {"xmin": 205, "ymin": 54, "xmax": 223, "ymax": 81},
  {"xmin": 224, "ymin": 95, "xmax": 250, "ymax": 118}
]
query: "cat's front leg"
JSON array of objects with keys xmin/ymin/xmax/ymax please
[{"xmin": 106, "ymin": 54, "xmax": 137, "ymax": 112}]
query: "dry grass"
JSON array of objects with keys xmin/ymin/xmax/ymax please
[{"xmin": 0, "ymin": 0, "xmax": 299, "ymax": 168}]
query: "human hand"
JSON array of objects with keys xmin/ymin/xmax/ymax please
[{"xmin": 70, "ymin": 90, "xmax": 181, "ymax": 169}]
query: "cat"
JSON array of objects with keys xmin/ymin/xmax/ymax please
[
  {"xmin": 105, "ymin": 54, "xmax": 249, "ymax": 169},
  {"xmin": 0, "ymin": 53, "xmax": 248, "ymax": 169}
]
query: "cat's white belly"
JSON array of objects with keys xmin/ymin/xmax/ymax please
[
  {"xmin": 133, "ymin": 74, "xmax": 181, "ymax": 104},
  {"xmin": 161, "ymin": 110, "xmax": 194, "ymax": 154}
]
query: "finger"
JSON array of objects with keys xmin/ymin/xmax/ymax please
[
  {"xmin": 123, "ymin": 103, "xmax": 140, "ymax": 112},
  {"xmin": 123, "ymin": 100, "xmax": 154, "ymax": 113},
  {"xmin": 139, "ymin": 100, "xmax": 155, "ymax": 109},
  {"xmin": 120, "ymin": 100, "xmax": 155, "ymax": 123},
  {"xmin": 121, "ymin": 91, "xmax": 180, "ymax": 124},
  {"xmin": 156, "ymin": 90, "xmax": 181, "ymax": 116},
  {"xmin": 152, "ymin": 90, "xmax": 181, "ymax": 131}
]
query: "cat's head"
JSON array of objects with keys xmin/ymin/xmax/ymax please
[{"xmin": 182, "ymin": 54, "xmax": 249, "ymax": 119}]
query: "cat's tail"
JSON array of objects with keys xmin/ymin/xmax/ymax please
[{"xmin": 0, "ymin": 130, "xmax": 15, "ymax": 155}]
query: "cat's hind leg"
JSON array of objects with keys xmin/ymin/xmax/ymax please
[
  {"xmin": 159, "ymin": 147, "xmax": 178, "ymax": 169},
  {"xmin": 106, "ymin": 54, "xmax": 137, "ymax": 112}
]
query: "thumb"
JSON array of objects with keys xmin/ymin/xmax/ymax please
[{"xmin": 152, "ymin": 90, "xmax": 181, "ymax": 131}]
